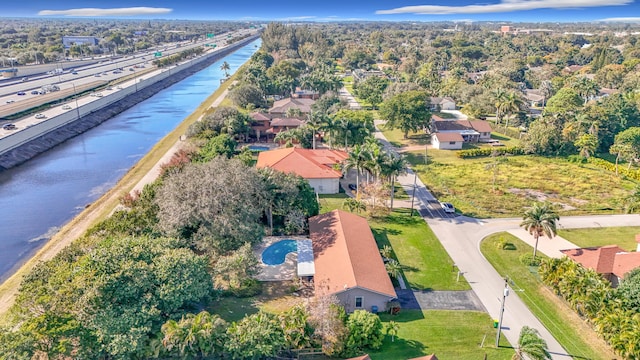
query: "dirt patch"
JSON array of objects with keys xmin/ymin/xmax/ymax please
[{"xmin": 508, "ymin": 188, "xmax": 577, "ymax": 211}]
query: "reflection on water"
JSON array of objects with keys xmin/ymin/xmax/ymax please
[{"xmin": 0, "ymin": 39, "xmax": 261, "ymax": 281}]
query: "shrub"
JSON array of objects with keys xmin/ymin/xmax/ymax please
[
  {"xmin": 456, "ymin": 146, "xmax": 524, "ymax": 159},
  {"xmin": 588, "ymin": 157, "xmax": 640, "ymax": 181},
  {"xmin": 519, "ymin": 253, "xmax": 541, "ymax": 266},
  {"xmin": 229, "ymin": 278, "xmax": 263, "ymax": 298}
]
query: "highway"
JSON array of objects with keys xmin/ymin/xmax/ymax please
[{"xmin": 0, "ymin": 29, "xmax": 257, "ymax": 137}]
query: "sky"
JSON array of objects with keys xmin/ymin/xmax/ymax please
[{"xmin": 3, "ymin": 0, "xmax": 640, "ymax": 23}]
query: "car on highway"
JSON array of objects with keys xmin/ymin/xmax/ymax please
[
  {"xmin": 17, "ymin": 92, "xmax": 26, "ymax": 96},
  {"xmin": 62, "ymin": 105, "xmax": 72, "ymax": 110},
  {"xmin": 2, "ymin": 123, "xmax": 16, "ymax": 130},
  {"xmin": 71, "ymin": 72, "xmax": 78, "ymax": 75},
  {"xmin": 31, "ymin": 90, "xmax": 39, "ymax": 95},
  {"xmin": 35, "ymin": 113, "xmax": 46, "ymax": 119},
  {"xmin": 440, "ymin": 202, "xmax": 455, "ymax": 213},
  {"xmin": 5, "ymin": 100, "xmax": 15, "ymax": 104},
  {"xmin": 21, "ymin": 77, "xmax": 28, "ymax": 82},
  {"xmin": 94, "ymin": 74, "xmax": 101, "ymax": 77}
]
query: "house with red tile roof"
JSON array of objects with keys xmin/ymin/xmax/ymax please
[
  {"xmin": 309, "ymin": 210, "xmax": 397, "ymax": 313},
  {"xmin": 560, "ymin": 238, "xmax": 640, "ymax": 287},
  {"xmin": 249, "ymin": 112, "xmax": 306, "ymax": 142},
  {"xmin": 256, "ymin": 148, "xmax": 348, "ymax": 194}
]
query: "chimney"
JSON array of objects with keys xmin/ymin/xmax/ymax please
[{"xmin": 636, "ymin": 234, "xmax": 640, "ymax": 252}]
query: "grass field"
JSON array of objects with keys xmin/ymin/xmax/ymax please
[
  {"xmin": 318, "ymin": 195, "xmax": 469, "ymax": 291},
  {"xmin": 558, "ymin": 226, "xmax": 640, "ymax": 251},
  {"xmin": 480, "ymin": 233, "xmax": 617, "ymax": 360},
  {"xmin": 406, "ymin": 153, "xmax": 637, "ymax": 218},
  {"xmin": 370, "ymin": 310, "xmax": 513, "ymax": 360}
]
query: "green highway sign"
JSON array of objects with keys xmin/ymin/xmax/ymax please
[
  {"xmin": 207, "ymin": 33, "xmax": 214, "ymax": 38},
  {"xmin": 154, "ymin": 52, "xmax": 162, "ymax": 57}
]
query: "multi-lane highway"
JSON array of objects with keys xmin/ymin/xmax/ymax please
[{"xmin": 0, "ymin": 28, "xmax": 258, "ymax": 137}]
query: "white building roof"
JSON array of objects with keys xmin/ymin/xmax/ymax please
[{"xmin": 297, "ymin": 239, "xmax": 315, "ymax": 277}]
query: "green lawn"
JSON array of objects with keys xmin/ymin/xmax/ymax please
[
  {"xmin": 406, "ymin": 154, "xmax": 637, "ymax": 218},
  {"xmin": 558, "ymin": 227, "xmax": 640, "ymax": 251},
  {"xmin": 318, "ymin": 195, "xmax": 469, "ymax": 291},
  {"xmin": 480, "ymin": 233, "xmax": 617, "ymax": 360},
  {"xmin": 369, "ymin": 310, "xmax": 513, "ymax": 360}
]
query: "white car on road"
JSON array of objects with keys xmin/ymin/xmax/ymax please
[
  {"xmin": 440, "ymin": 202, "xmax": 455, "ymax": 213},
  {"xmin": 62, "ymin": 105, "xmax": 72, "ymax": 110},
  {"xmin": 35, "ymin": 113, "xmax": 46, "ymax": 119}
]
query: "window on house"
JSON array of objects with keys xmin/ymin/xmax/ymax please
[
  {"xmin": 449, "ymin": 141, "xmax": 456, "ymax": 145},
  {"xmin": 355, "ymin": 296, "xmax": 363, "ymax": 308}
]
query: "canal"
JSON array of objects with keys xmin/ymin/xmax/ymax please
[{"xmin": 0, "ymin": 38, "xmax": 261, "ymax": 281}]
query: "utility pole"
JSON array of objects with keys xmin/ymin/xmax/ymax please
[
  {"xmin": 495, "ymin": 276, "xmax": 510, "ymax": 347},
  {"xmin": 410, "ymin": 171, "xmax": 418, "ymax": 217}
]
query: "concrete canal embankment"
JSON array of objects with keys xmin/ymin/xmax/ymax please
[{"xmin": 0, "ymin": 34, "xmax": 259, "ymax": 171}]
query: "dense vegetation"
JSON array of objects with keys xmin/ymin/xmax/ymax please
[{"xmin": 539, "ymin": 258, "xmax": 640, "ymax": 359}]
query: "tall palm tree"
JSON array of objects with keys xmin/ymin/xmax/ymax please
[
  {"xmin": 539, "ymin": 80, "xmax": 554, "ymax": 108},
  {"xmin": 494, "ymin": 88, "xmax": 508, "ymax": 125},
  {"xmin": 502, "ymin": 92, "xmax": 525, "ymax": 132},
  {"xmin": 342, "ymin": 145, "xmax": 369, "ymax": 197},
  {"xmin": 221, "ymin": 61, "xmax": 231, "ymax": 77},
  {"xmin": 520, "ymin": 202, "xmax": 559, "ymax": 259},
  {"xmin": 321, "ymin": 116, "xmax": 338, "ymax": 149},
  {"xmin": 512, "ymin": 326, "xmax": 552, "ymax": 360},
  {"xmin": 306, "ymin": 111, "xmax": 324, "ymax": 149},
  {"xmin": 380, "ymin": 152, "xmax": 408, "ymax": 209}
]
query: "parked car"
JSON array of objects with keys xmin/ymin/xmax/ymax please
[
  {"xmin": 2, "ymin": 123, "xmax": 16, "ymax": 130},
  {"xmin": 35, "ymin": 113, "xmax": 46, "ymax": 119},
  {"xmin": 62, "ymin": 105, "xmax": 72, "ymax": 110},
  {"xmin": 440, "ymin": 202, "xmax": 455, "ymax": 213},
  {"xmin": 16, "ymin": 92, "xmax": 26, "ymax": 96}
]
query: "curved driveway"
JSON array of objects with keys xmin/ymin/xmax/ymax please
[{"xmin": 370, "ymin": 119, "xmax": 640, "ymax": 358}]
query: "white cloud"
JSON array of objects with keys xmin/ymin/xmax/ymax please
[
  {"xmin": 38, "ymin": 7, "xmax": 172, "ymax": 17},
  {"xmin": 376, "ymin": 0, "xmax": 631, "ymax": 15},
  {"xmin": 598, "ymin": 17, "xmax": 640, "ymax": 22}
]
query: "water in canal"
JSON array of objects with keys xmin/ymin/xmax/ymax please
[{"xmin": 0, "ymin": 39, "xmax": 262, "ymax": 281}]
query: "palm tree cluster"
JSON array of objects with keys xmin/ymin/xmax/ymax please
[
  {"xmin": 539, "ymin": 257, "xmax": 640, "ymax": 359},
  {"xmin": 342, "ymin": 137, "xmax": 407, "ymax": 208},
  {"xmin": 512, "ymin": 326, "xmax": 551, "ymax": 360}
]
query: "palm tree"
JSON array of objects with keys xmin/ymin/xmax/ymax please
[
  {"xmin": 385, "ymin": 259, "xmax": 403, "ymax": 280},
  {"xmin": 380, "ymin": 152, "xmax": 407, "ymax": 209},
  {"xmin": 386, "ymin": 321, "xmax": 400, "ymax": 342},
  {"xmin": 306, "ymin": 111, "xmax": 325, "ymax": 149},
  {"xmin": 494, "ymin": 88, "xmax": 508, "ymax": 125},
  {"xmin": 221, "ymin": 61, "xmax": 231, "ymax": 78},
  {"xmin": 342, "ymin": 197, "xmax": 366, "ymax": 213},
  {"xmin": 539, "ymin": 80, "xmax": 554, "ymax": 108},
  {"xmin": 520, "ymin": 202, "xmax": 559, "ymax": 259},
  {"xmin": 574, "ymin": 133, "xmax": 598, "ymax": 158},
  {"xmin": 512, "ymin": 326, "xmax": 551, "ymax": 360},
  {"xmin": 321, "ymin": 116, "xmax": 338, "ymax": 149},
  {"xmin": 502, "ymin": 92, "xmax": 526, "ymax": 132},
  {"xmin": 624, "ymin": 184, "xmax": 640, "ymax": 213},
  {"xmin": 342, "ymin": 144, "xmax": 369, "ymax": 195}
]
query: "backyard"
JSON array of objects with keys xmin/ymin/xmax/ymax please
[
  {"xmin": 370, "ymin": 310, "xmax": 513, "ymax": 360},
  {"xmin": 480, "ymin": 232, "xmax": 618, "ymax": 360}
]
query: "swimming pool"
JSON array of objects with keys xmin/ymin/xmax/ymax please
[
  {"xmin": 262, "ymin": 239, "xmax": 297, "ymax": 265},
  {"xmin": 248, "ymin": 145, "xmax": 270, "ymax": 152}
]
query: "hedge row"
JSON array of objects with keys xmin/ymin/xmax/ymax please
[
  {"xmin": 587, "ymin": 157, "xmax": 640, "ymax": 181},
  {"xmin": 456, "ymin": 146, "xmax": 525, "ymax": 158}
]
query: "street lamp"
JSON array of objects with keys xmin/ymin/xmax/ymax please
[
  {"xmin": 495, "ymin": 276, "xmax": 510, "ymax": 347},
  {"xmin": 72, "ymin": 83, "xmax": 81, "ymax": 120},
  {"xmin": 410, "ymin": 171, "xmax": 418, "ymax": 217}
]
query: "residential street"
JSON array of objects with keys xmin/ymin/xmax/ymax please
[{"xmin": 371, "ymin": 120, "xmax": 640, "ymax": 358}]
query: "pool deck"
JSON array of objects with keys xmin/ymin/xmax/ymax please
[{"xmin": 254, "ymin": 236, "xmax": 309, "ymax": 281}]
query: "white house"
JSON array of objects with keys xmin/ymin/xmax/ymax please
[
  {"xmin": 432, "ymin": 132, "xmax": 464, "ymax": 150},
  {"xmin": 429, "ymin": 96, "xmax": 457, "ymax": 111}
]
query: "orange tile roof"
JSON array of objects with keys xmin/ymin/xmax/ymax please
[
  {"xmin": 409, "ymin": 355, "xmax": 439, "ymax": 360},
  {"xmin": 256, "ymin": 148, "xmax": 347, "ymax": 179},
  {"xmin": 269, "ymin": 97, "xmax": 315, "ymax": 114},
  {"xmin": 561, "ymin": 245, "xmax": 640, "ymax": 278},
  {"xmin": 612, "ymin": 252, "xmax": 640, "ymax": 278},
  {"xmin": 469, "ymin": 120, "xmax": 493, "ymax": 133},
  {"xmin": 309, "ymin": 210, "xmax": 397, "ymax": 299}
]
